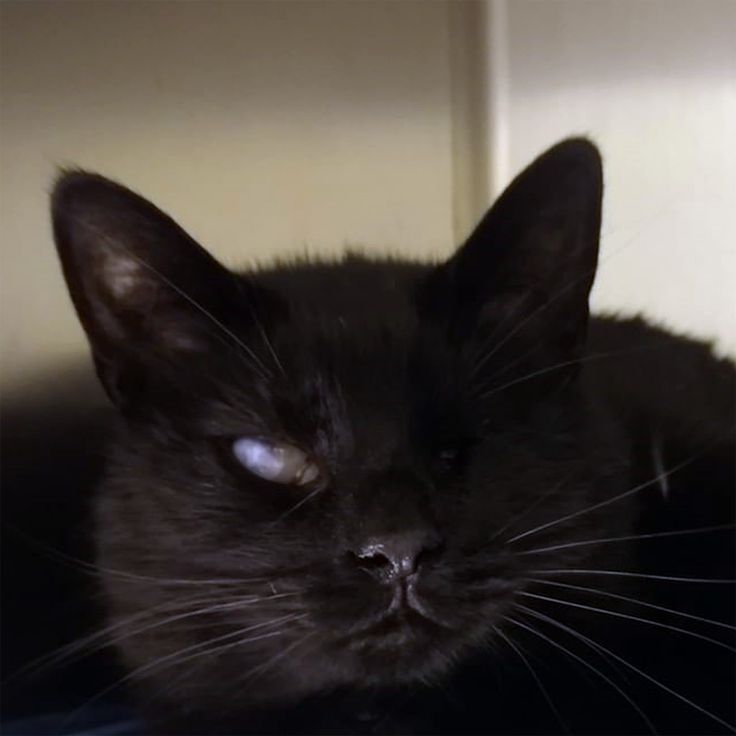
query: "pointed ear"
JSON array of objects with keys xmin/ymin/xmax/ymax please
[
  {"xmin": 52, "ymin": 172, "xmax": 271, "ymax": 407},
  {"xmin": 422, "ymin": 138, "xmax": 603, "ymax": 361}
]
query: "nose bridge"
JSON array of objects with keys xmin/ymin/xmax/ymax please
[
  {"xmin": 346, "ymin": 467, "xmax": 443, "ymax": 580},
  {"xmin": 354, "ymin": 467, "xmax": 436, "ymax": 538}
]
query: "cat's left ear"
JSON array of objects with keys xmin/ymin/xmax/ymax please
[
  {"xmin": 421, "ymin": 138, "xmax": 602, "ymax": 360},
  {"xmin": 52, "ymin": 172, "xmax": 281, "ymax": 407}
]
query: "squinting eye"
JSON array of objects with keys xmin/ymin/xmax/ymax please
[{"xmin": 231, "ymin": 438, "xmax": 320, "ymax": 486}]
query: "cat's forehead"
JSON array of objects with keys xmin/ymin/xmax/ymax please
[
  {"xmin": 249, "ymin": 256, "xmax": 428, "ymax": 321},
  {"xmin": 284, "ymin": 310, "xmax": 415, "ymax": 416},
  {"xmin": 251, "ymin": 258, "xmax": 423, "ymax": 386},
  {"xmin": 200, "ymin": 264, "xmax": 422, "ymax": 444}
]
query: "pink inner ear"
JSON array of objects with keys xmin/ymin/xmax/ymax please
[
  {"xmin": 157, "ymin": 327, "xmax": 207, "ymax": 352},
  {"xmin": 102, "ymin": 251, "xmax": 146, "ymax": 301},
  {"xmin": 95, "ymin": 247, "xmax": 208, "ymax": 353}
]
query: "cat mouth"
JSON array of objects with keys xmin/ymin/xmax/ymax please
[
  {"xmin": 365, "ymin": 607, "xmax": 446, "ymax": 637},
  {"xmin": 345, "ymin": 608, "xmax": 449, "ymax": 666},
  {"xmin": 335, "ymin": 602, "xmax": 464, "ymax": 684},
  {"xmin": 348, "ymin": 581, "xmax": 455, "ymax": 649}
]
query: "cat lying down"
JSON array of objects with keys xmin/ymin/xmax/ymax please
[{"xmin": 4, "ymin": 139, "xmax": 734, "ymax": 734}]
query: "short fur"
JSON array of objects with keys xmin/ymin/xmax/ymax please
[{"xmin": 5, "ymin": 139, "xmax": 734, "ymax": 734}]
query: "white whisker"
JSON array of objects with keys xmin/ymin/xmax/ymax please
[
  {"xmin": 9, "ymin": 589, "xmax": 243, "ymax": 681},
  {"xmin": 77, "ymin": 218, "xmax": 273, "ymax": 381},
  {"xmin": 494, "ymin": 625, "xmax": 567, "ymax": 731},
  {"xmin": 270, "ymin": 486, "xmax": 324, "ymax": 525},
  {"xmin": 64, "ymin": 612, "xmax": 305, "ymax": 728},
  {"xmin": 15, "ymin": 590, "xmax": 298, "ymax": 683},
  {"xmin": 489, "ymin": 469, "xmax": 579, "ymax": 543},
  {"xmin": 101, "ymin": 592, "xmax": 300, "ymax": 654},
  {"xmin": 507, "ymin": 451, "xmax": 705, "ymax": 544},
  {"xmin": 519, "ymin": 523, "xmax": 735, "ymax": 556},
  {"xmin": 469, "ymin": 218, "xmax": 675, "ymax": 383},
  {"xmin": 8, "ymin": 524, "xmax": 263, "ymax": 587},
  {"xmin": 237, "ymin": 630, "xmax": 314, "ymax": 688},
  {"xmin": 503, "ymin": 613, "xmax": 654, "ymax": 732},
  {"xmin": 243, "ymin": 274, "xmax": 287, "ymax": 379},
  {"xmin": 519, "ymin": 591, "xmax": 735, "ymax": 652},
  {"xmin": 531, "ymin": 569, "xmax": 735, "ymax": 584},
  {"xmin": 519, "ymin": 604, "xmax": 736, "ymax": 733},
  {"xmin": 529, "ymin": 578, "xmax": 736, "ymax": 631},
  {"xmin": 480, "ymin": 352, "xmax": 622, "ymax": 401}
]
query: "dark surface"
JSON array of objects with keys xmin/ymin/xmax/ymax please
[{"xmin": 1, "ymin": 368, "xmax": 123, "ymax": 722}]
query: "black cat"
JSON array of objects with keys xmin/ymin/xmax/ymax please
[{"xmin": 4, "ymin": 139, "xmax": 734, "ymax": 734}]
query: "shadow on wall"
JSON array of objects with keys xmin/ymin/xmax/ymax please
[{"xmin": 1, "ymin": 361, "xmax": 122, "ymax": 719}]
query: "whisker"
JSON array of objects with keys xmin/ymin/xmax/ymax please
[
  {"xmin": 75, "ymin": 218, "xmax": 273, "ymax": 381},
  {"xmin": 103, "ymin": 592, "xmax": 299, "ymax": 650},
  {"xmin": 479, "ymin": 351, "xmax": 636, "ymax": 401},
  {"xmin": 493, "ymin": 625, "xmax": 568, "ymax": 732},
  {"xmin": 5, "ymin": 524, "xmax": 264, "ymax": 587},
  {"xmin": 474, "ymin": 339, "xmax": 672, "ymax": 402},
  {"xmin": 243, "ymin": 273, "xmax": 287, "ymax": 379},
  {"xmin": 531, "ymin": 569, "xmax": 736, "ymax": 584},
  {"xmin": 12, "ymin": 580, "xmax": 299, "ymax": 685},
  {"xmin": 507, "ymin": 450, "xmax": 707, "ymax": 544},
  {"xmin": 270, "ymin": 486, "xmax": 324, "ymax": 526},
  {"xmin": 468, "ymin": 220, "xmax": 675, "ymax": 381},
  {"xmin": 503, "ymin": 613, "xmax": 655, "ymax": 732},
  {"xmin": 529, "ymin": 579, "xmax": 736, "ymax": 631},
  {"xmin": 519, "ymin": 591, "xmax": 735, "ymax": 652},
  {"xmin": 64, "ymin": 612, "xmax": 305, "ymax": 728},
  {"xmin": 237, "ymin": 629, "xmax": 314, "ymax": 688},
  {"xmin": 518, "ymin": 604, "xmax": 736, "ymax": 733},
  {"xmin": 519, "ymin": 523, "xmax": 736, "ymax": 556},
  {"xmin": 7, "ymin": 589, "xmax": 245, "ymax": 682},
  {"xmin": 468, "ymin": 274, "xmax": 597, "ymax": 382},
  {"xmin": 488, "ymin": 469, "xmax": 580, "ymax": 543},
  {"xmin": 151, "ymin": 622, "xmax": 313, "ymax": 706}
]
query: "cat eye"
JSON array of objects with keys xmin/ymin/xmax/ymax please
[{"xmin": 231, "ymin": 437, "xmax": 320, "ymax": 486}]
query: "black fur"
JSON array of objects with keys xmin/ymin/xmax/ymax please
[{"xmin": 3, "ymin": 139, "xmax": 734, "ymax": 734}]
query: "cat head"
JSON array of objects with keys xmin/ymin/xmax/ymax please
[{"xmin": 53, "ymin": 139, "xmax": 620, "ymax": 712}]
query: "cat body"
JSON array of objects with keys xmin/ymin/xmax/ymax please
[
  {"xmin": 92, "ymin": 269, "xmax": 734, "ymax": 735},
  {"xmin": 4, "ymin": 139, "xmax": 733, "ymax": 734}
]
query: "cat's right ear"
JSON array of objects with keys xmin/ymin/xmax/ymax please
[{"xmin": 52, "ymin": 172, "xmax": 277, "ymax": 408}]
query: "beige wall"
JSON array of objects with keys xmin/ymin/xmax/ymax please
[
  {"xmin": 494, "ymin": 0, "xmax": 736, "ymax": 355},
  {"xmin": 0, "ymin": 0, "xmax": 456, "ymax": 394}
]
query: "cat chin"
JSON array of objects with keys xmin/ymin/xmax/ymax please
[
  {"xmin": 314, "ymin": 617, "xmax": 486, "ymax": 690},
  {"xmin": 348, "ymin": 646, "xmax": 464, "ymax": 688}
]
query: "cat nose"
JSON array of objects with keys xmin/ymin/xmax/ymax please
[{"xmin": 351, "ymin": 530, "xmax": 443, "ymax": 582}]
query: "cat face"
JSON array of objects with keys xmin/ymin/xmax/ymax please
[{"xmin": 53, "ymin": 140, "xmax": 622, "ymax": 712}]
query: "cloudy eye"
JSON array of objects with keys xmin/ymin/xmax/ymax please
[{"xmin": 232, "ymin": 438, "xmax": 320, "ymax": 486}]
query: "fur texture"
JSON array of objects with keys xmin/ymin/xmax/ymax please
[{"xmin": 3, "ymin": 139, "xmax": 734, "ymax": 734}]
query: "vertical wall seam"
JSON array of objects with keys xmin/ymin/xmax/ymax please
[
  {"xmin": 486, "ymin": 0, "xmax": 510, "ymax": 199},
  {"xmin": 447, "ymin": 0, "xmax": 490, "ymax": 244}
]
